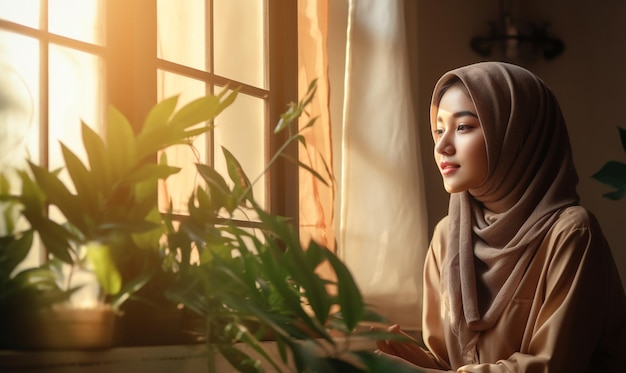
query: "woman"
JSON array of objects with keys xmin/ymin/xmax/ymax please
[{"xmin": 376, "ymin": 62, "xmax": 626, "ymax": 372}]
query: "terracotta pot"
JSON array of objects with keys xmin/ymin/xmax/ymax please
[{"xmin": 3, "ymin": 305, "xmax": 116, "ymax": 350}]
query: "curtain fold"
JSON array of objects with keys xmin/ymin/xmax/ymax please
[
  {"xmin": 339, "ymin": 0, "xmax": 428, "ymax": 330},
  {"xmin": 297, "ymin": 0, "xmax": 335, "ymax": 254}
]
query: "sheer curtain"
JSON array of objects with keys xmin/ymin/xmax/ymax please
[{"xmin": 339, "ymin": 0, "xmax": 428, "ymax": 330}]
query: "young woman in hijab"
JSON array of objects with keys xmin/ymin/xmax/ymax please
[{"xmin": 376, "ymin": 61, "xmax": 626, "ymax": 372}]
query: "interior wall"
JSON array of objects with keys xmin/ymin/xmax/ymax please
[{"xmin": 329, "ymin": 0, "xmax": 626, "ymax": 288}]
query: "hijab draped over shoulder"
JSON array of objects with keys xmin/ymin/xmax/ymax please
[{"xmin": 430, "ymin": 62, "xmax": 580, "ymax": 352}]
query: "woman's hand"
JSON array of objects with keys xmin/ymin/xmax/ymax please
[{"xmin": 375, "ymin": 324, "xmax": 438, "ymax": 368}]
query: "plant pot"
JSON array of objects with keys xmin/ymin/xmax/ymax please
[
  {"xmin": 1, "ymin": 304, "xmax": 116, "ymax": 350},
  {"xmin": 114, "ymin": 302, "xmax": 203, "ymax": 346}
]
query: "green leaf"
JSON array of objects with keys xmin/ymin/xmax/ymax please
[
  {"xmin": 0, "ymin": 174, "xmax": 19, "ymax": 234},
  {"xmin": 602, "ymin": 189, "xmax": 626, "ymax": 200},
  {"xmin": 592, "ymin": 160, "xmax": 626, "ymax": 200},
  {"xmin": 0, "ymin": 173, "xmax": 9, "ymax": 194},
  {"xmin": 170, "ymin": 87, "xmax": 239, "ymax": 130},
  {"xmin": 592, "ymin": 160, "xmax": 626, "ymax": 188},
  {"xmin": 249, "ymin": 214, "xmax": 333, "ymax": 343},
  {"xmin": 8, "ymin": 267, "xmax": 57, "ymax": 290},
  {"xmin": 278, "ymin": 243, "xmax": 332, "ymax": 327},
  {"xmin": 228, "ymin": 323, "xmax": 287, "ymax": 373},
  {"xmin": 222, "ymin": 146, "xmax": 254, "ymax": 204},
  {"xmin": 131, "ymin": 207, "xmax": 164, "ymax": 251},
  {"xmin": 301, "ymin": 78, "xmax": 318, "ymax": 107},
  {"xmin": 274, "ymin": 103, "xmax": 301, "ymax": 134},
  {"xmin": 106, "ymin": 106, "xmax": 137, "ymax": 180},
  {"xmin": 274, "ymin": 79, "xmax": 318, "ymax": 134},
  {"xmin": 170, "ymin": 95, "xmax": 219, "ymax": 129},
  {"xmin": 122, "ymin": 163, "xmax": 181, "ymax": 186},
  {"xmin": 196, "ymin": 163, "xmax": 232, "ymax": 212},
  {"xmin": 353, "ymin": 350, "xmax": 427, "ymax": 373},
  {"xmin": 178, "ymin": 125, "xmax": 215, "ymax": 139},
  {"xmin": 35, "ymin": 218, "xmax": 74, "ymax": 263},
  {"xmin": 188, "ymin": 187, "xmax": 219, "ymax": 224},
  {"xmin": 218, "ymin": 345, "xmax": 265, "ymax": 373},
  {"xmin": 300, "ymin": 116, "xmax": 318, "ymax": 131},
  {"xmin": 3, "ymin": 267, "xmax": 70, "ymax": 308},
  {"xmin": 254, "ymin": 248, "xmax": 312, "ymax": 322},
  {"xmin": 82, "ymin": 121, "xmax": 112, "ymax": 193},
  {"xmin": 619, "ymin": 127, "xmax": 626, "ymax": 153},
  {"xmin": 323, "ymin": 245, "xmax": 364, "ymax": 331},
  {"xmin": 60, "ymin": 142, "xmax": 98, "ymax": 215},
  {"xmin": 110, "ymin": 270, "xmax": 151, "ymax": 310},
  {"xmin": 27, "ymin": 161, "xmax": 86, "ymax": 234},
  {"xmin": 288, "ymin": 340, "xmax": 335, "ymax": 373},
  {"xmin": 16, "ymin": 170, "xmax": 45, "ymax": 215},
  {"xmin": 143, "ymin": 95, "xmax": 179, "ymax": 132},
  {"xmin": 215, "ymin": 85, "xmax": 240, "ymax": 115},
  {"xmin": 85, "ymin": 241, "xmax": 122, "ymax": 295},
  {"xmin": 0, "ymin": 230, "xmax": 34, "ymax": 279},
  {"xmin": 302, "ymin": 240, "xmax": 327, "ymax": 275},
  {"xmin": 279, "ymin": 153, "xmax": 330, "ymax": 187}
]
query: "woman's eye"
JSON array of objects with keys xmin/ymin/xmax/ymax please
[{"xmin": 457, "ymin": 124, "xmax": 469, "ymax": 131}]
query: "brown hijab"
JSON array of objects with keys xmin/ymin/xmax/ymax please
[{"xmin": 430, "ymin": 62, "xmax": 579, "ymax": 352}]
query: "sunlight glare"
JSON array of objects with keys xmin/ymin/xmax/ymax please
[
  {"xmin": 48, "ymin": 0, "xmax": 103, "ymax": 45},
  {"xmin": 0, "ymin": 0, "xmax": 40, "ymax": 28}
]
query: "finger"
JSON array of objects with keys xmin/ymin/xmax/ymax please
[
  {"xmin": 387, "ymin": 323, "xmax": 401, "ymax": 333},
  {"xmin": 375, "ymin": 339, "xmax": 396, "ymax": 354}
]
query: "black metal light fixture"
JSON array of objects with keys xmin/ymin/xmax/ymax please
[{"xmin": 470, "ymin": 1, "xmax": 564, "ymax": 61}]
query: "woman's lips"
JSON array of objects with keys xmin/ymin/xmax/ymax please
[{"xmin": 440, "ymin": 161, "xmax": 459, "ymax": 176}]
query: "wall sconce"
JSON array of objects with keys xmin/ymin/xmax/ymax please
[{"xmin": 470, "ymin": 3, "xmax": 564, "ymax": 61}]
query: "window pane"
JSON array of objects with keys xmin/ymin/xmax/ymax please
[
  {"xmin": 0, "ymin": 31, "xmax": 40, "ymax": 268},
  {"xmin": 0, "ymin": 31, "xmax": 40, "ymax": 170},
  {"xmin": 157, "ymin": 0, "xmax": 206, "ymax": 71},
  {"xmin": 0, "ymin": 0, "xmax": 41, "ymax": 28},
  {"xmin": 214, "ymin": 0, "xmax": 266, "ymax": 88},
  {"xmin": 214, "ymin": 93, "xmax": 265, "ymax": 214},
  {"xmin": 48, "ymin": 0, "xmax": 104, "ymax": 45},
  {"xmin": 157, "ymin": 70, "xmax": 208, "ymax": 214},
  {"xmin": 48, "ymin": 44, "xmax": 104, "ymax": 176}
]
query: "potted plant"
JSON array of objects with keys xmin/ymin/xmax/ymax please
[
  {"xmin": 1, "ymin": 79, "xmax": 424, "ymax": 371},
  {"xmin": 0, "ymin": 173, "xmax": 77, "ymax": 349},
  {"xmin": 0, "ymin": 86, "xmax": 239, "ymax": 349},
  {"xmin": 592, "ymin": 127, "xmax": 626, "ymax": 200},
  {"xmin": 161, "ymin": 81, "xmax": 424, "ymax": 372}
]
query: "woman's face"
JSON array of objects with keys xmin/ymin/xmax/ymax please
[{"xmin": 433, "ymin": 85, "xmax": 488, "ymax": 194}]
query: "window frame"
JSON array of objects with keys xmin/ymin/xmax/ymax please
[{"xmin": 105, "ymin": 0, "xmax": 300, "ymax": 225}]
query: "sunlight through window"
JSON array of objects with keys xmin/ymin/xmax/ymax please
[
  {"xmin": 0, "ymin": 1, "xmax": 104, "ymax": 270},
  {"xmin": 156, "ymin": 0, "xmax": 268, "ymax": 217}
]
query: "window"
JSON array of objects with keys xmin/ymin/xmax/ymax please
[
  {"xmin": 0, "ymin": 0, "xmax": 105, "ymax": 175},
  {"xmin": 0, "ymin": 0, "xmax": 299, "ymax": 265}
]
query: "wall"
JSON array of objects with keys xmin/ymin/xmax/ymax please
[{"xmin": 329, "ymin": 0, "xmax": 626, "ymax": 288}]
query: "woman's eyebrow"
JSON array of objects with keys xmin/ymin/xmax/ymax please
[{"xmin": 453, "ymin": 110, "xmax": 478, "ymax": 118}]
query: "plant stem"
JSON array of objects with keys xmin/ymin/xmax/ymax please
[
  {"xmin": 206, "ymin": 341, "xmax": 217, "ymax": 373},
  {"xmin": 237, "ymin": 131, "xmax": 302, "ymax": 207}
]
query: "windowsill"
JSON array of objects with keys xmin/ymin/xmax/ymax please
[
  {"xmin": 0, "ymin": 337, "xmax": 377, "ymax": 372},
  {"xmin": 1, "ymin": 344, "xmax": 215, "ymax": 373}
]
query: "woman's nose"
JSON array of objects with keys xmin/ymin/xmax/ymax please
[{"xmin": 435, "ymin": 132, "xmax": 454, "ymax": 155}]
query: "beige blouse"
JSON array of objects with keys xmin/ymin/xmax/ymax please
[{"xmin": 419, "ymin": 206, "xmax": 626, "ymax": 372}]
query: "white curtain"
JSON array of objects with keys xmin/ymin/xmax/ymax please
[{"xmin": 339, "ymin": 0, "xmax": 428, "ymax": 330}]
